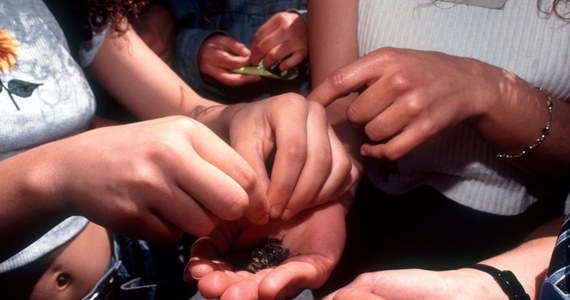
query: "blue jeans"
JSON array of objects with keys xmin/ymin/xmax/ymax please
[
  {"xmin": 540, "ymin": 215, "xmax": 570, "ymax": 300},
  {"xmin": 81, "ymin": 236, "xmax": 157, "ymax": 300}
]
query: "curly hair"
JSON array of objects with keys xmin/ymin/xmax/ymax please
[{"xmin": 78, "ymin": 0, "xmax": 150, "ymax": 37}]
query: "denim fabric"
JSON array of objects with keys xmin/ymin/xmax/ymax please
[
  {"xmin": 541, "ymin": 215, "xmax": 570, "ymax": 300},
  {"xmin": 168, "ymin": 0, "xmax": 310, "ymax": 102},
  {"xmin": 82, "ymin": 236, "xmax": 157, "ymax": 300}
]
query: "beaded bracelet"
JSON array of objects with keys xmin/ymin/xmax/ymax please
[{"xmin": 496, "ymin": 88, "xmax": 553, "ymax": 159}]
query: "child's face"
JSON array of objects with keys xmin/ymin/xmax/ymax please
[{"xmin": 29, "ymin": 222, "xmax": 111, "ymax": 300}]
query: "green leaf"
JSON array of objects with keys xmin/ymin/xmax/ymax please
[
  {"xmin": 7, "ymin": 79, "xmax": 42, "ymax": 98},
  {"xmin": 231, "ymin": 59, "xmax": 299, "ymax": 80}
]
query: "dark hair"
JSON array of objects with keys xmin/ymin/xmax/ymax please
[{"xmin": 79, "ymin": 0, "xmax": 150, "ymax": 39}]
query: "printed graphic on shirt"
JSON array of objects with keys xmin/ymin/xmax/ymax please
[{"xmin": 0, "ymin": 29, "xmax": 41, "ymax": 110}]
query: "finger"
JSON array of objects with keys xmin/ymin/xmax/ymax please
[
  {"xmin": 205, "ymin": 50, "xmax": 251, "ymax": 70},
  {"xmin": 263, "ymin": 43, "xmax": 306, "ymax": 70},
  {"xmin": 265, "ymin": 96, "xmax": 309, "ymax": 218},
  {"xmin": 283, "ymin": 128, "xmax": 355, "ymax": 219},
  {"xmin": 308, "ymin": 56, "xmax": 382, "ymax": 107},
  {"xmin": 182, "ymin": 125, "xmax": 269, "ymax": 223},
  {"xmin": 223, "ymin": 39, "xmax": 252, "ymax": 58},
  {"xmin": 359, "ymin": 93, "xmax": 414, "ymax": 143},
  {"xmin": 253, "ymin": 15, "xmax": 280, "ymax": 46},
  {"xmin": 187, "ymin": 235, "xmax": 234, "ymax": 281},
  {"xmin": 258, "ymin": 261, "xmax": 325, "ymax": 300},
  {"xmin": 361, "ymin": 118, "xmax": 435, "ymax": 160},
  {"xmin": 280, "ymin": 103, "xmax": 331, "ymax": 219},
  {"xmin": 228, "ymin": 127, "xmax": 273, "ymax": 223},
  {"xmin": 152, "ymin": 185, "xmax": 218, "ymax": 237},
  {"xmin": 345, "ymin": 82, "xmax": 393, "ymax": 124},
  {"xmin": 219, "ymin": 275, "xmax": 263, "ymax": 300},
  {"xmin": 332, "ymin": 288, "xmax": 386, "ymax": 300},
  {"xmin": 213, "ymin": 35, "xmax": 252, "ymax": 57},
  {"xmin": 278, "ymin": 51, "xmax": 306, "ymax": 71},
  {"xmin": 185, "ymin": 257, "xmax": 231, "ymax": 282},
  {"xmin": 250, "ymin": 20, "xmax": 280, "ymax": 64},
  {"xmin": 197, "ymin": 271, "xmax": 250, "ymax": 299}
]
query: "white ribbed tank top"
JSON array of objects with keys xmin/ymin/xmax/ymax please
[{"xmin": 359, "ymin": 0, "xmax": 570, "ymax": 215}]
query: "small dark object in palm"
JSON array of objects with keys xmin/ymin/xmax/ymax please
[{"xmin": 226, "ymin": 237, "xmax": 290, "ymax": 273}]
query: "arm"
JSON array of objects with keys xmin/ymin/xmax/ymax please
[
  {"xmin": 309, "ymin": 47, "xmax": 570, "ymax": 181},
  {"xmin": 308, "ymin": 0, "xmax": 365, "ymax": 205},
  {"xmin": 89, "ymin": 22, "xmax": 356, "ymax": 221},
  {"xmin": 89, "ymin": 22, "xmax": 220, "ymax": 120},
  {"xmin": 0, "ymin": 117, "xmax": 266, "ymax": 261},
  {"xmin": 132, "ymin": 2, "xmax": 176, "ymax": 66},
  {"xmin": 324, "ymin": 216, "xmax": 562, "ymax": 300}
]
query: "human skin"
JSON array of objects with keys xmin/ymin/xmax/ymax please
[
  {"xmin": 322, "ymin": 217, "xmax": 561, "ymax": 300},
  {"xmin": 88, "ymin": 21, "xmax": 357, "ymax": 221},
  {"xmin": 249, "ymin": 11, "xmax": 308, "ymax": 71},
  {"xmin": 175, "ymin": 2, "xmax": 362, "ymax": 297},
  {"xmin": 308, "ymin": 0, "xmax": 570, "ymax": 180},
  {"xmin": 132, "ymin": 3, "xmax": 176, "ymax": 66},
  {"xmin": 0, "ymin": 116, "xmax": 263, "ymax": 260},
  {"xmin": 307, "ymin": 0, "xmax": 569, "ymax": 298},
  {"xmin": 198, "ymin": 11, "xmax": 308, "ymax": 86},
  {"xmin": 29, "ymin": 223, "xmax": 111, "ymax": 300},
  {"xmin": 186, "ymin": 200, "xmax": 348, "ymax": 300}
]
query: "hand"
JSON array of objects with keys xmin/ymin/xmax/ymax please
[
  {"xmin": 209, "ymin": 93, "xmax": 357, "ymax": 220},
  {"xmin": 53, "ymin": 116, "xmax": 268, "ymax": 242},
  {"xmin": 132, "ymin": 4, "xmax": 176, "ymax": 66},
  {"xmin": 199, "ymin": 34, "xmax": 262, "ymax": 86},
  {"xmin": 186, "ymin": 201, "xmax": 346, "ymax": 300},
  {"xmin": 323, "ymin": 268, "xmax": 500, "ymax": 300},
  {"xmin": 308, "ymin": 47, "xmax": 506, "ymax": 160},
  {"xmin": 250, "ymin": 11, "xmax": 308, "ymax": 71}
]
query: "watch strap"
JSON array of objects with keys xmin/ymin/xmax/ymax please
[{"xmin": 467, "ymin": 263, "xmax": 530, "ymax": 300}]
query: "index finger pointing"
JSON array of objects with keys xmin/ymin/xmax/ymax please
[{"xmin": 308, "ymin": 58, "xmax": 375, "ymax": 107}]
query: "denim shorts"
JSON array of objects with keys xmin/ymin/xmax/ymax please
[{"xmin": 81, "ymin": 236, "xmax": 157, "ymax": 300}]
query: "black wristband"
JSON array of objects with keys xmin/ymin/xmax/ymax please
[{"xmin": 467, "ymin": 264, "xmax": 530, "ymax": 300}]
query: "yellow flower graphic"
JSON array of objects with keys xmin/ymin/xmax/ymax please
[
  {"xmin": 0, "ymin": 29, "xmax": 42, "ymax": 110},
  {"xmin": 0, "ymin": 29, "xmax": 19, "ymax": 72}
]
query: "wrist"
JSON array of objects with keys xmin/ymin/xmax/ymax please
[
  {"xmin": 188, "ymin": 103, "xmax": 235, "ymax": 141},
  {"xmin": 462, "ymin": 264, "xmax": 530, "ymax": 300},
  {"xmin": 452, "ymin": 267, "xmax": 508, "ymax": 299},
  {"xmin": 18, "ymin": 142, "xmax": 69, "ymax": 218}
]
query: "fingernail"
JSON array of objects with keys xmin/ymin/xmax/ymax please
[
  {"xmin": 183, "ymin": 268, "xmax": 201, "ymax": 282},
  {"xmin": 281, "ymin": 209, "xmax": 295, "ymax": 221},
  {"xmin": 270, "ymin": 205, "xmax": 283, "ymax": 219}
]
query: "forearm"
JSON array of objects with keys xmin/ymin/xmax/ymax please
[
  {"xmin": 0, "ymin": 143, "xmax": 69, "ymax": 261},
  {"xmin": 462, "ymin": 217, "xmax": 562, "ymax": 299},
  {"xmin": 88, "ymin": 23, "xmax": 221, "ymax": 120},
  {"xmin": 309, "ymin": 0, "xmax": 365, "ymax": 171},
  {"xmin": 308, "ymin": 0, "xmax": 358, "ymax": 87},
  {"xmin": 468, "ymin": 64, "xmax": 570, "ymax": 181}
]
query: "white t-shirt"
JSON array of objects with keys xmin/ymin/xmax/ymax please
[
  {"xmin": 359, "ymin": 0, "xmax": 570, "ymax": 215},
  {"xmin": 0, "ymin": 0, "xmax": 96, "ymax": 160},
  {"xmin": 0, "ymin": 0, "xmax": 95, "ymax": 271}
]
